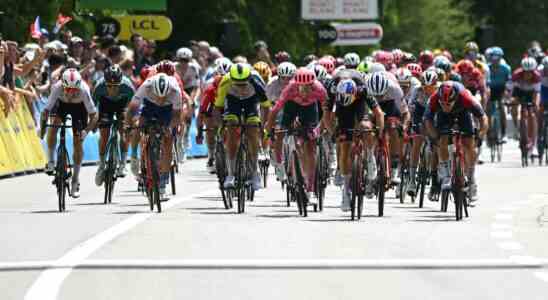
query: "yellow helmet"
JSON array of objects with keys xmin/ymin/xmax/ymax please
[
  {"xmin": 253, "ymin": 61, "xmax": 272, "ymax": 82},
  {"xmin": 464, "ymin": 41, "xmax": 479, "ymax": 53},
  {"xmin": 229, "ymin": 63, "xmax": 251, "ymax": 81}
]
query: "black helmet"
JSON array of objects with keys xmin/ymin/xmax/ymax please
[{"xmin": 104, "ymin": 64, "xmax": 123, "ymax": 85}]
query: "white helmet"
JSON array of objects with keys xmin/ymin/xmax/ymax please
[
  {"xmin": 344, "ymin": 52, "xmax": 360, "ymax": 68},
  {"xmin": 277, "ymin": 62, "xmax": 297, "ymax": 78},
  {"xmin": 395, "ymin": 67, "xmax": 413, "ymax": 84},
  {"xmin": 541, "ymin": 56, "xmax": 548, "ymax": 68},
  {"xmin": 176, "ymin": 47, "xmax": 193, "ymax": 60},
  {"xmin": 521, "ymin": 57, "xmax": 538, "ymax": 71},
  {"xmin": 61, "ymin": 68, "xmax": 82, "ymax": 89},
  {"xmin": 369, "ymin": 62, "xmax": 386, "ymax": 74},
  {"xmin": 152, "ymin": 74, "xmax": 171, "ymax": 97},
  {"xmin": 313, "ymin": 64, "xmax": 328, "ymax": 81},
  {"xmin": 215, "ymin": 57, "xmax": 233, "ymax": 75},
  {"xmin": 421, "ymin": 70, "xmax": 438, "ymax": 86},
  {"xmin": 367, "ymin": 72, "xmax": 389, "ymax": 96}
]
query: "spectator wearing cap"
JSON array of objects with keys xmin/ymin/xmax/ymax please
[{"xmin": 69, "ymin": 36, "xmax": 84, "ymax": 65}]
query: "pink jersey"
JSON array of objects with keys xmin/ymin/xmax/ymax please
[{"xmin": 271, "ymin": 80, "xmax": 327, "ymax": 114}]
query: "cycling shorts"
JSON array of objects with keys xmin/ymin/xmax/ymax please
[
  {"xmin": 223, "ymin": 97, "xmax": 260, "ymax": 125},
  {"xmin": 141, "ymin": 99, "xmax": 173, "ymax": 127},
  {"xmin": 541, "ymin": 85, "xmax": 548, "ymax": 105},
  {"xmin": 281, "ymin": 101, "xmax": 319, "ymax": 130},
  {"xmin": 98, "ymin": 97, "xmax": 128, "ymax": 128},
  {"xmin": 436, "ymin": 110, "xmax": 475, "ymax": 137},
  {"xmin": 512, "ymin": 88, "xmax": 535, "ymax": 105},
  {"xmin": 51, "ymin": 101, "xmax": 88, "ymax": 131},
  {"xmin": 379, "ymin": 99, "xmax": 401, "ymax": 119}
]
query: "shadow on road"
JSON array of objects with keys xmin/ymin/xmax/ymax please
[{"xmin": 28, "ymin": 210, "xmax": 64, "ymax": 214}]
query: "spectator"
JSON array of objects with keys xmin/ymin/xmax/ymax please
[{"xmin": 251, "ymin": 40, "xmax": 274, "ymax": 68}]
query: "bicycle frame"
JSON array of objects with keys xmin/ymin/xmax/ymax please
[{"xmin": 46, "ymin": 117, "xmax": 73, "ymax": 212}]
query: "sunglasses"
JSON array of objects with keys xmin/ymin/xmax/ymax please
[{"xmin": 64, "ymin": 87, "xmax": 79, "ymax": 94}]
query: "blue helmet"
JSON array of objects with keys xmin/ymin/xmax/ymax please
[{"xmin": 491, "ymin": 47, "xmax": 504, "ymax": 57}]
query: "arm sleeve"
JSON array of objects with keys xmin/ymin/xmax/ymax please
[
  {"xmin": 45, "ymin": 85, "xmax": 61, "ymax": 111},
  {"xmin": 271, "ymin": 84, "xmax": 292, "ymax": 114},
  {"xmin": 461, "ymin": 89, "xmax": 485, "ymax": 118},
  {"xmin": 81, "ymin": 84, "xmax": 97, "ymax": 114},
  {"xmin": 214, "ymin": 76, "xmax": 230, "ymax": 108},
  {"xmin": 424, "ymin": 94, "xmax": 439, "ymax": 121}
]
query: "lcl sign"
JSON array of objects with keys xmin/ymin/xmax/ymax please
[{"xmin": 114, "ymin": 15, "xmax": 173, "ymax": 41}]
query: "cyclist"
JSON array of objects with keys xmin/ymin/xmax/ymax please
[
  {"xmin": 266, "ymin": 62, "xmax": 297, "ymax": 181},
  {"xmin": 487, "ymin": 47, "xmax": 512, "ymax": 142},
  {"xmin": 41, "ymin": 68, "xmax": 98, "ymax": 198},
  {"xmin": 343, "ymin": 52, "xmax": 361, "ymax": 71},
  {"xmin": 395, "ymin": 67, "xmax": 420, "ymax": 105},
  {"xmin": 197, "ymin": 57, "xmax": 232, "ymax": 173},
  {"xmin": 374, "ymin": 50, "xmax": 395, "ymax": 73},
  {"xmin": 324, "ymin": 70, "xmax": 384, "ymax": 209},
  {"xmin": 407, "ymin": 70, "xmax": 438, "ymax": 196},
  {"xmin": 418, "ymin": 50, "xmax": 434, "ymax": 71},
  {"xmin": 407, "ymin": 63, "xmax": 423, "ymax": 79},
  {"xmin": 539, "ymin": 57, "xmax": 548, "ymax": 154},
  {"xmin": 253, "ymin": 61, "xmax": 272, "ymax": 84},
  {"xmin": 93, "ymin": 65, "xmax": 135, "ymax": 186},
  {"xmin": 463, "ymin": 41, "xmax": 490, "ymax": 78},
  {"xmin": 214, "ymin": 63, "xmax": 269, "ymax": 191},
  {"xmin": 424, "ymin": 81, "xmax": 488, "ymax": 202},
  {"xmin": 175, "ymin": 47, "xmax": 202, "ymax": 161},
  {"xmin": 366, "ymin": 71, "xmax": 409, "ymax": 185},
  {"xmin": 456, "ymin": 59, "xmax": 488, "ymax": 108},
  {"xmin": 511, "ymin": 57, "xmax": 541, "ymax": 153},
  {"xmin": 126, "ymin": 73, "xmax": 183, "ymax": 198},
  {"xmin": 318, "ymin": 57, "xmax": 336, "ymax": 75},
  {"xmin": 265, "ymin": 68, "xmax": 327, "ymax": 203}
]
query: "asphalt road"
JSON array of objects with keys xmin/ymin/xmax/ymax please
[{"xmin": 1, "ymin": 140, "xmax": 548, "ymax": 300}]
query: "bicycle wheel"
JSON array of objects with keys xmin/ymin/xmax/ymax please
[
  {"xmin": 316, "ymin": 142, "xmax": 327, "ymax": 212},
  {"xmin": 56, "ymin": 148, "xmax": 67, "ymax": 212},
  {"xmin": 149, "ymin": 140, "xmax": 162, "ymax": 213},
  {"xmin": 452, "ymin": 154, "xmax": 465, "ymax": 221},
  {"xmin": 441, "ymin": 190, "xmax": 450, "ymax": 212},
  {"xmin": 293, "ymin": 150, "xmax": 307, "ymax": 217},
  {"xmin": 104, "ymin": 150, "xmax": 115, "ymax": 204},
  {"xmin": 235, "ymin": 145, "xmax": 247, "ymax": 214},
  {"xmin": 377, "ymin": 149, "xmax": 387, "ymax": 217},
  {"xmin": 170, "ymin": 164, "xmax": 176, "ymax": 195}
]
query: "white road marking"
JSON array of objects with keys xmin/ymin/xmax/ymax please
[
  {"xmin": 494, "ymin": 213, "xmax": 513, "ymax": 221},
  {"xmin": 4, "ymin": 258, "xmax": 548, "ymax": 271},
  {"xmin": 534, "ymin": 271, "xmax": 548, "ymax": 282},
  {"xmin": 499, "ymin": 206, "xmax": 519, "ymax": 212},
  {"xmin": 490, "ymin": 231, "xmax": 513, "ymax": 239},
  {"xmin": 24, "ymin": 190, "xmax": 213, "ymax": 300},
  {"xmin": 497, "ymin": 241, "xmax": 523, "ymax": 251},
  {"xmin": 491, "ymin": 223, "xmax": 512, "ymax": 230}
]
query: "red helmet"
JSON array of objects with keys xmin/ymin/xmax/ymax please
[
  {"xmin": 275, "ymin": 51, "xmax": 291, "ymax": 63},
  {"xmin": 294, "ymin": 67, "xmax": 316, "ymax": 85},
  {"xmin": 438, "ymin": 81, "xmax": 458, "ymax": 104},
  {"xmin": 442, "ymin": 50, "xmax": 453, "ymax": 62},
  {"xmin": 375, "ymin": 50, "xmax": 394, "ymax": 67},
  {"xmin": 318, "ymin": 57, "xmax": 335, "ymax": 74},
  {"xmin": 419, "ymin": 50, "xmax": 434, "ymax": 66},
  {"xmin": 140, "ymin": 65, "xmax": 153, "ymax": 80},
  {"xmin": 406, "ymin": 63, "xmax": 423, "ymax": 78},
  {"xmin": 456, "ymin": 59, "xmax": 475, "ymax": 75},
  {"xmin": 156, "ymin": 60, "xmax": 175, "ymax": 76},
  {"xmin": 392, "ymin": 49, "xmax": 404, "ymax": 66}
]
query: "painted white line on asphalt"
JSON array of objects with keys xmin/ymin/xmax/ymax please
[
  {"xmin": 490, "ymin": 231, "xmax": 513, "ymax": 239},
  {"xmin": 5, "ymin": 258, "xmax": 548, "ymax": 271},
  {"xmin": 494, "ymin": 213, "xmax": 513, "ymax": 221},
  {"xmin": 497, "ymin": 241, "xmax": 523, "ymax": 251},
  {"xmin": 499, "ymin": 206, "xmax": 519, "ymax": 212},
  {"xmin": 491, "ymin": 223, "xmax": 512, "ymax": 230},
  {"xmin": 24, "ymin": 190, "xmax": 213, "ymax": 300},
  {"xmin": 534, "ymin": 272, "xmax": 548, "ymax": 282}
]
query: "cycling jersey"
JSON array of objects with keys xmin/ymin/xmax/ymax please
[
  {"xmin": 93, "ymin": 77, "xmax": 135, "ymax": 127},
  {"xmin": 370, "ymin": 73, "xmax": 407, "ymax": 118},
  {"xmin": 266, "ymin": 76, "xmax": 290, "ymax": 104},
  {"xmin": 271, "ymin": 80, "xmax": 327, "ymax": 115},
  {"xmin": 541, "ymin": 67, "xmax": 548, "ymax": 105},
  {"xmin": 488, "ymin": 62, "xmax": 512, "ymax": 89},
  {"xmin": 46, "ymin": 81, "xmax": 97, "ymax": 113},
  {"xmin": 176, "ymin": 61, "xmax": 202, "ymax": 90},
  {"xmin": 408, "ymin": 85, "xmax": 433, "ymax": 131},
  {"xmin": 460, "ymin": 68, "xmax": 486, "ymax": 96},
  {"xmin": 133, "ymin": 75, "xmax": 183, "ymax": 110},
  {"xmin": 511, "ymin": 68, "xmax": 542, "ymax": 105},
  {"xmin": 200, "ymin": 75, "xmax": 223, "ymax": 115},
  {"xmin": 214, "ymin": 73, "xmax": 268, "ymax": 124}
]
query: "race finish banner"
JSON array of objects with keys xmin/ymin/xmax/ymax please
[
  {"xmin": 302, "ymin": 0, "xmax": 379, "ymax": 20},
  {"xmin": 78, "ymin": 0, "xmax": 166, "ymax": 11},
  {"xmin": 331, "ymin": 22, "xmax": 382, "ymax": 46}
]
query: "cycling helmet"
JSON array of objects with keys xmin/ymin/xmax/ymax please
[
  {"xmin": 421, "ymin": 70, "xmax": 438, "ymax": 86},
  {"xmin": 253, "ymin": 61, "xmax": 272, "ymax": 82},
  {"xmin": 434, "ymin": 67, "xmax": 446, "ymax": 81},
  {"xmin": 374, "ymin": 50, "xmax": 394, "ymax": 67},
  {"xmin": 442, "ymin": 50, "xmax": 453, "ymax": 62},
  {"xmin": 395, "ymin": 67, "xmax": 413, "ymax": 85},
  {"xmin": 274, "ymin": 51, "xmax": 291, "ymax": 63},
  {"xmin": 229, "ymin": 63, "xmax": 252, "ymax": 81},
  {"xmin": 491, "ymin": 46, "xmax": 504, "ymax": 57},
  {"xmin": 336, "ymin": 79, "xmax": 358, "ymax": 107},
  {"xmin": 62, "ymin": 68, "xmax": 82, "ymax": 89},
  {"xmin": 464, "ymin": 41, "xmax": 479, "ymax": 53},
  {"xmin": 335, "ymin": 57, "xmax": 345, "ymax": 67},
  {"xmin": 104, "ymin": 65, "xmax": 123, "ymax": 85},
  {"xmin": 152, "ymin": 73, "xmax": 171, "ymax": 97},
  {"xmin": 313, "ymin": 64, "xmax": 328, "ymax": 81},
  {"xmin": 521, "ymin": 57, "xmax": 538, "ymax": 71},
  {"xmin": 456, "ymin": 59, "xmax": 475, "ymax": 74},
  {"xmin": 215, "ymin": 57, "xmax": 233, "ymax": 75},
  {"xmin": 343, "ymin": 52, "xmax": 361, "ymax": 68},
  {"xmin": 277, "ymin": 62, "xmax": 297, "ymax": 78},
  {"xmin": 367, "ymin": 72, "xmax": 389, "ymax": 96},
  {"xmin": 449, "ymin": 72, "xmax": 462, "ymax": 83},
  {"xmin": 318, "ymin": 57, "xmax": 335, "ymax": 74},
  {"xmin": 392, "ymin": 49, "xmax": 404, "ymax": 66},
  {"xmin": 356, "ymin": 61, "xmax": 370, "ymax": 73},
  {"xmin": 406, "ymin": 63, "xmax": 423, "ymax": 78},
  {"xmin": 369, "ymin": 62, "xmax": 386, "ymax": 74},
  {"xmin": 438, "ymin": 81, "xmax": 457, "ymax": 104},
  {"xmin": 294, "ymin": 67, "xmax": 316, "ymax": 85},
  {"xmin": 434, "ymin": 55, "xmax": 451, "ymax": 71},
  {"xmin": 303, "ymin": 54, "xmax": 318, "ymax": 65},
  {"xmin": 155, "ymin": 60, "xmax": 175, "ymax": 76},
  {"xmin": 176, "ymin": 47, "xmax": 193, "ymax": 60},
  {"xmin": 419, "ymin": 50, "xmax": 434, "ymax": 66},
  {"xmin": 402, "ymin": 52, "xmax": 417, "ymax": 64}
]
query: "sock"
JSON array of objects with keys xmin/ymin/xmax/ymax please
[
  {"xmin": 73, "ymin": 163, "xmax": 81, "ymax": 183},
  {"xmin": 410, "ymin": 166, "xmax": 417, "ymax": 181},
  {"xmin": 120, "ymin": 152, "xmax": 127, "ymax": 165},
  {"xmin": 343, "ymin": 174, "xmax": 351, "ymax": 192}
]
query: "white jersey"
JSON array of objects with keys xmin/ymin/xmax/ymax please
[
  {"xmin": 176, "ymin": 61, "xmax": 202, "ymax": 90},
  {"xmin": 133, "ymin": 75, "xmax": 183, "ymax": 110},
  {"xmin": 46, "ymin": 81, "xmax": 97, "ymax": 113}
]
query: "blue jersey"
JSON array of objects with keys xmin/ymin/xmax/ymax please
[{"xmin": 488, "ymin": 62, "xmax": 511, "ymax": 90}]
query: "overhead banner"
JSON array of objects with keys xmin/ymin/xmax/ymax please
[
  {"xmin": 302, "ymin": 0, "xmax": 379, "ymax": 20},
  {"xmin": 113, "ymin": 15, "xmax": 173, "ymax": 41},
  {"xmin": 78, "ymin": 0, "xmax": 166, "ymax": 11},
  {"xmin": 331, "ymin": 22, "xmax": 383, "ymax": 46}
]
